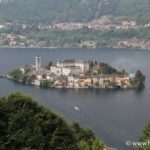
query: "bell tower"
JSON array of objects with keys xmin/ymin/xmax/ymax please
[{"xmin": 35, "ymin": 55, "xmax": 41, "ymax": 71}]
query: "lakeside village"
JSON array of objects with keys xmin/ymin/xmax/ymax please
[
  {"xmin": 7, "ymin": 56, "xmax": 145, "ymax": 89},
  {"xmin": 0, "ymin": 16, "xmax": 150, "ymax": 49}
]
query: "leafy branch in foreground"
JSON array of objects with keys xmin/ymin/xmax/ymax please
[{"xmin": 139, "ymin": 122, "xmax": 150, "ymax": 150}]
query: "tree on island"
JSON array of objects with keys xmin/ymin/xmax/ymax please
[
  {"xmin": 98, "ymin": 63, "xmax": 118, "ymax": 75},
  {"xmin": 0, "ymin": 92, "xmax": 104, "ymax": 150},
  {"xmin": 121, "ymin": 69, "xmax": 128, "ymax": 75},
  {"xmin": 45, "ymin": 61, "xmax": 53, "ymax": 70},
  {"xmin": 89, "ymin": 60, "xmax": 94, "ymax": 68},
  {"xmin": 133, "ymin": 70, "xmax": 145, "ymax": 88},
  {"xmin": 40, "ymin": 80, "xmax": 54, "ymax": 88},
  {"xmin": 9, "ymin": 68, "xmax": 23, "ymax": 81}
]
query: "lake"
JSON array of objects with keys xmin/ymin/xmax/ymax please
[{"xmin": 0, "ymin": 48, "xmax": 150, "ymax": 150}]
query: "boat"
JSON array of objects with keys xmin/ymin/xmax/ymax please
[{"xmin": 74, "ymin": 106, "xmax": 80, "ymax": 111}]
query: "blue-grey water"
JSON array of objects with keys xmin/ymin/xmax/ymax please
[{"xmin": 0, "ymin": 48, "xmax": 150, "ymax": 150}]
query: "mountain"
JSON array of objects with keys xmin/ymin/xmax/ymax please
[{"xmin": 0, "ymin": 0, "xmax": 150, "ymax": 23}]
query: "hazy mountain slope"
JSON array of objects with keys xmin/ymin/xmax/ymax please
[{"xmin": 0, "ymin": 0, "xmax": 149, "ymax": 23}]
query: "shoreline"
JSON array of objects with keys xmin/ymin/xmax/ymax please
[
  {"xmin": 5, "ymin": 77, "xmax": 137, "ymax": 90},
  {"xmin": 0, "ymin": 46, "xmax": 149, "ymax": 51}
]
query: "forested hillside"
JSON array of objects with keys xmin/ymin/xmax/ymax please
[
  {"xmin": 0, "ymin": 92, "xmax": 104, "ymax": 150},
  {"xmin": 0, "ymin": 0, "xmax": 150, "ymax": 23}
]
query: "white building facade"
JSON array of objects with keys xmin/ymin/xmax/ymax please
[{"xmin": 50, "ymin": 59, "xmax": 89, "ymax": 76}]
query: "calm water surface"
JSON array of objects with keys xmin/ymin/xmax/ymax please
[{"xmin": 0, "ymin": 48, "xmax": 150, "ymax": 150}]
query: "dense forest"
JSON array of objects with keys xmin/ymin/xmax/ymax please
[
  {"xmin": 0, "ymin": 0, "xmax": 150, "ymax": 23},
  {"xmin": 0, "ymin": 92, "xmax": 104, "ymax": 150}
]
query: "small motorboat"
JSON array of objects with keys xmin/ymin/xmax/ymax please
[{"xmin": 74, "ymin": 106, "xmax": 80, "ymax": 111}]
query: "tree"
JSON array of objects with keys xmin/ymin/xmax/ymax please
[
  {"xmin": 79, "ymin": 141, "xmax": 89, "ymax": 150},
  {"xmin": 31, "ymin": 74, "xmax": 36, "ymax": 81},
  {"xmin": 0, "ymin": 92, "xmax": 105, "ymax": 150},
  {"xmin": 40, "ymin": 80, "xmax": 54, "ymax": 88},
  {"xmin": 139, "ymin": 122, "xmax": 150, "ymax": 150},
  {"xmin": 121, "ymin": 69, "xmax": 128, "ymax": 75},
  {"xmin": 2, "ymin": 40, "xmax": 9, "ymax": 46},
  {"xmin": 95, "ymin": 61, "xmax": 98, "ymax": 65},
  {"xmin": 71, "ymin": 122, "xmax": 104, "ymax": 150},
  {"xmin": 45, "ymin": 61, "xmax": 53, "ymax": 70},
  {"xmin": 95, "ymin": 82, "xmax": 100, "ymax": 87},
  {"xmin": 92, "ymin": 138, "xmax": 104, "ymax": 150},
  {"xmin": 0, "ymin": 92, "xmax": 79, "ymax": 150},
  {"xmin": 134, "ymin": 70, "xmax": 145, "ymax": 88},
  {"xmin": 89, "ymin": 61, "xmax": 94, "ymax": 68},
  {"xmin": 99, "ymin": 63, "xmax": 118, "ymax": 74},
  {"xmin": 9, "ymin": 69, "xmax": 23, "ymax": 81}
]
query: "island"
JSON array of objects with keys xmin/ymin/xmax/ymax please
[{"xmin": 6, "ymin": 56, "xmax": 145, "ymax": 89}]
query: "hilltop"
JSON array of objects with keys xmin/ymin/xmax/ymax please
[
  {"xmin": 0, "ymin": 0, "xmax": 150, "ymax": 24},
  {"xmin": 0, "ymin": 0, "xmax": 150, "ymax": 49}
]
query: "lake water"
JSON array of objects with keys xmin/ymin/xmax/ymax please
[{"xmin": 0, "ymin": 48, "xmax": 150, "ymax": 150}]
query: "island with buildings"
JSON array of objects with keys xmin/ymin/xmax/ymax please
[{"xmin": 6, "ymin": 56, "xmax": 145, "ymax": 89}]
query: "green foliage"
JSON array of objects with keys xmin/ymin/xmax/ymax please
[
  {"xmin": 0, "ymin": 92, "xmax": 104, "ymax": 150},
  {"xmin": 99, "ymin": 63, "xmax": 118, "ymax": 75},
  {"xmin": 34, "ymin": 28, "xmax": 149, "ymax": 47},
  {"xmin": 1, "ymin": 26, "xmax": 150, "ymax": 48},
  {"xmin": 133, "ymin": 70, "xmax": 145, "ymax": 88},
  {"xmin": 88, "ymin": 62, "xmax": 120, "ymax": 75},
  {"xmin": 121, "ymin": 69, "xmax": 128, "ymax": 76},
  {"xmin": 9, "ymin": 68, "xmax": 23, "ymax": 81},
  {"xmin": 0, "ymin": 0, "xmax": 150, "ymax": 23},
  {"xmin": 79, "ymin": 140, "xmax": 89, "ymax": 150},
  {"xmin": 92, "ymin": 138, "xmax": 104, "ymax": 150},
  {"xmin": 9, "ymin": 69, "xmax": 34, "ymax": 84},
  {"xmin": 45, "ymin": 61, "xmax": 53, "ymax": 70},
  {"xmin": 139, "ymin": 122, "xmax": 150, "ymax": 150},
  {"xmin": 71, "ymin": 122, "xmax": 104, "ymax": 150},
  {"xmin": 40, "ymin": 80, "xmax": 54, "ymax": 88},
  {"xmin": 95, "ymin": 82, "xmax": 100, "ymax": 87},
  {"xmin": 0, "ymin": 92, "xmax": 74, "ymax": 150},
  {"xmin": 0, "ymin": 0, "xmax": 99, "ymax": 23}
]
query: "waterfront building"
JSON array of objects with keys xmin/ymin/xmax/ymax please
[
  {"xmin": 79, "ymin": 76, "xmax": 92, "ymax": 87},
  {"xmin": 92, "ymin": 75, "xmax": 106, "ymax": 85},
  {"xmin": 35, "ymin": 55, "xmax": 41, "ymax": 71},
  {"xmin": 68, "ymin": 75, "xmax": 79, "ymax": 83},
  {"xmin": 67, "ymin": 75, "xmax": 80, "ymax": 88},
  {"xmin": 92, "ymin": 75, "xmax": 130, "ymax": 86},
  {"xmin": 114, "ymin": 76, "xmax": 130, "ymax": 86},
  {"xmin": 34, "ymin": 80, "xmax": 41, "ymax": 86}
]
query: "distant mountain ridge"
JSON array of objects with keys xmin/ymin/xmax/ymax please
[{"xmin": 0, "ymin": 0, "xmax": 150, "ymax": 23}]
